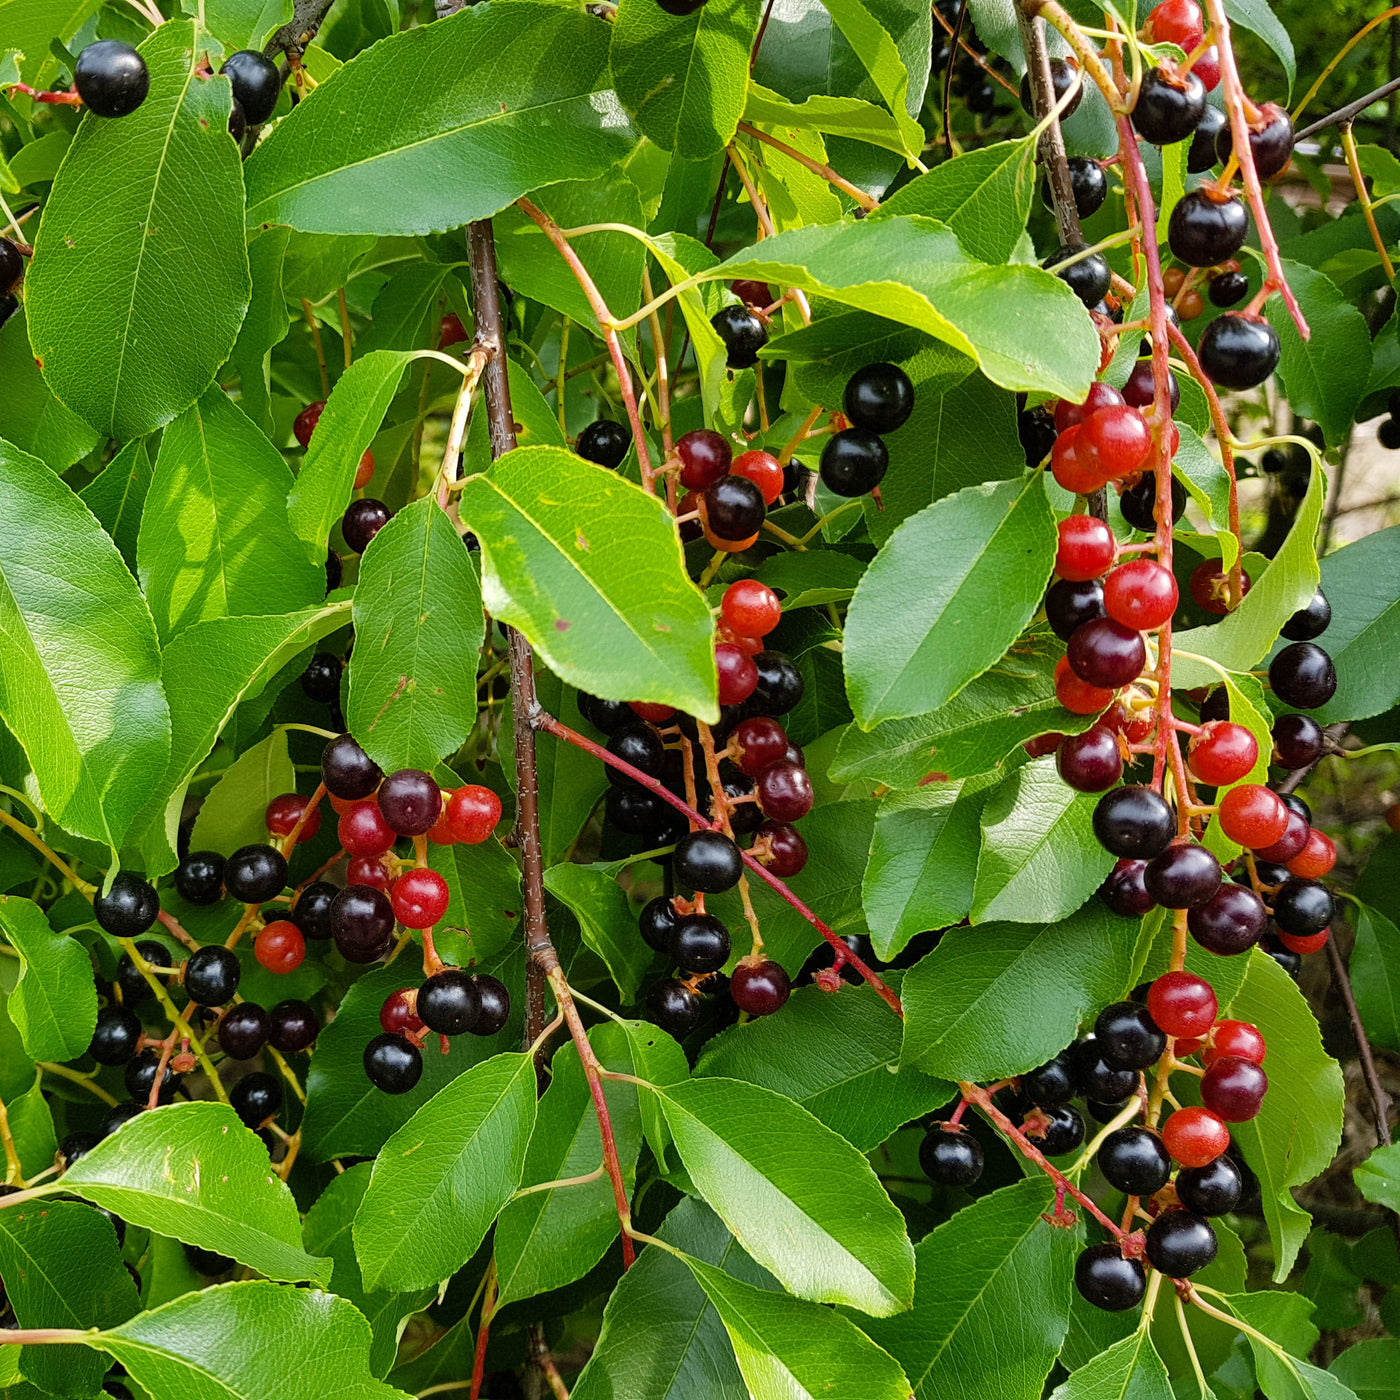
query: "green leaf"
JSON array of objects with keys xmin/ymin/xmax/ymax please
[
  {"xmin": 682, "ymin": 1252, "xmax": 914, "ymax": 1400},
  {"xmin": 345, "ymin": 496, "xmax": 484, "ymax": 772},
  {"xmin": 1267, "ymin": 262, "xmax": 1371, "ymax": 447},
  {"xmin": 878, "ymin": 138, "xmax": 1036, "ymax": 264},
  {"xmin": 654, "ymin": 1075, "xmax": 914, "ymax": 1314},
  {"xmin": 1220, "ymin": 1291, "xmax": 1358, "ymax": 1400},
  {"xmin": 0, "ymin": 438, "xmax": 169, "ymax": 852},
  {"xmin": 571, "ymin": 1196, "xmax": 774, "ymax": 1400},
  {"xmin": 301, "ymin": 956, "xmax": 522, "ymax": 1161},
  {"xmin": 902, "ymin": 899, "xmax": 1137, "ymax": 1080},
  {"xmin": 864, "ymin": 774, "xmax": 998, "ymax": 958},
  {"xmin": 244, "ymin": 3, "xmax": 636, "ymax": 235},
  {"xmin": 494, "ymin": 1024, "xmax": 643, "ymax": 1305},
  {"xmin": 203, "ymin": 0, "xmax": 292, "ymax": 51},
  {"xmin": 137, "ymin": 387, "xmax": 323, "ymax": 643},
  {"xmin": 864, "ymin": 1177, "xmax": 1077, "ymax": 1400},
  {"xmin": 1313, "ymin": 525, "xmax": 1400, "ymax": 724},
  {"xmin": 0, "ymin": 0, "xmax": 100, "ymax": 85},
  {"xmin": 743, "ymin": 83, "xmax": 908, "ymax": 155},
  {"xmin": 425, "ymin": 833, "xmax": 524, "ymax": 964},
  {"xmin": 1171, "ymin": 453, "xmax": 1324, "ymax": 690},
  {"xmin": 354, "ymin": 1051, "xmax": 538, "ymax": 1290},
  {"xmin": 1225, "ymin": 950, "xmax": 1344, "ymax": 1280},
  {"xmin": 696, "ymin": 981, "xmax": 952, "ymax": 1150},
  {"xmin": 1350, "ymin": 903, "xmax": 1400, "ymax": 1054},
  {"xmin": 1355, "ymin": 1142, "xmax": 1400, "ymax": 1216},
  {"xmin": 844, "ymin": 475, "xmax": 1056, "ymax": 727},
  {"xmin": 757, "ymin": 549, "xmax": 868, "ymax": 610},
  {"xmin": 91, "ymin": 1280, "xmax": 415, "ymax": 1400},
  {"xmin": 286, "ymin": 349, "xmax": 413, "ymax": 561},
  {"xmin": 80, "ymin": 438, "xmax": 152, "ymax": 573},
  {"xmin": 302, "ymin": 1164, "xmax": 435, "ymax": 1376},
  {"xmin": 613, "ymin": 1017, "xmax": 689, "ymax": 1172},
  {"xmin": 0, "ymin": 894, "xmax": 96, "ymax": 1061},
  {"xmin": 712, "ymin": 217, "xmax": 1100, "ymax": 399},
  {"xmin": 971, "ymin": 757, "xmax": 1114, "ymax": 924},
  {"xmin": 189, "ymin": 729, "xmax": 295, "ymax": 858},
  {"xmin": 56, "ymin": 1100, "xmax": 332, "ymax": 1285},
  {"xmin": 1174, "ymin": 424, "xmax": 1238, "ymax": 571},
  {"xmin": 0, "ymin": 303, "xmax": 100, "ymax": 471},
  {"xmin": 831, "ymin": 635, "xmax": 1088, "ymax": 787},
  {"xmin": 25, "ymin": 22, "xmax": 250, "ymax": 440},
  {"xmin": 0, "ymin": 1200, "xmax": 138, "ymax": 1396},
  {"xmin": 543, "ymin": 862, "xmax": 651, "ymax": 1002},
  {"xmin": 7, "ymin": 1078, "xmax": 56, "ymax": 1183},
  {"xmin": 817, "ymin": 0, "xmax": 927, "ymax": 159},
  {"xmin": 1225, "ymin": 0, "xmax": 1295, "ymax": 92},
  {"xmin": 1049, "ymin": 1331, "xmax": 1174, "ymax": 1400},
  {"xmin": 1331, "ymin": 1339, "xmax": 1400, "ymax": 1399},
  {"xmin": 611, "ymin": 0, "xmax": 764, "ymax": 157},
  {"xmin": 459, "ymin": 446, "xmax": 717, "ymax": 720},
  {"xmin": 228, "ymin": 227, "xmax": 293, "ymax": 438}
]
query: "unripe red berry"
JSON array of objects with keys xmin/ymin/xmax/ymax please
[
  {"xmin": 1052, "ymin": 425, "xmax": 1106, "ymax": 495},
  {"xmin": 347, "ymin": 855, "xmax": 393, "ymax": 890},
  {"xmin": 730, "ymin": 450, "xmax": 784, "ymax": 505},
  {"xmin": 1287, "ymin": 828, "xmax": 1336, "ymax": 880},
  {"xmin": 1054, "ymin": 380, "xmax": 1125, "ymax": 433},
  {"xmin": 293, "ymin": 400, "xmax": 325, "ymax": 449},
  {"xmin": 1162, "ymin": 1106, "xmax": 1229, "ymax": 1168},
  {"xmin": 676, "ymin": 429, "xmax": 732, "ymax": 490},
  {"xmin": 1206, "ymin": 1020, "xmax": 1266, "ymax": 1065},
  {"xmin": 392, "ymin": 867, "xmax": 450, "ymax": 929},
  {"xmin": 733, "ymin": 717, "xmax": 789, "ymax": 776},
  {"xmin": 266, "ymin": 792, "xmax": 321, "ymax": 843},
  {"xmin": 379, "ymin": 988, "xmax": 423, "ymax": 1035},
  {"xmin": 1103, "ymin": 559, "xmax": 1177, "ymax": 631},
  {"xmin": 339, "ymin": 799, "xmax": 397, "ymax": 857},
  {"xmin": 255, "ymin": 919, "xmax": 306, "ymax": 975},
  {"xmin": 1201, "ymin": 1055, "xmax": 1268, "ymax": 1121},
  {"xmin": 1190, "ymin": 561, "xmax": 1250, "ymax": 615},
  {"xmin": 1216, "ymin": 784, "xmax": 1287, "ymax": 849},
  {"xmin": 446, "ymin": 785, "xmax": 502, "ymax": 844},
  {"xmin": 1079, "ymin": 404, "xmax": 1153, "ymax": 482},
  {"xmin": 1187, "ymin": 722, "xmax": 1258, "ymax": 787},
  {"xmin": 1146, "ymin": 970, "xmax": 1217, "ymax": 1038},
  {"xmin": 1054, "ymin": 656, "xmax": 1116, "ymax": 716},
  {"xmin": 1056, "ymin": 515, "xmax": 1116, "ymax": 582},
  {"xmin": 716, "ymin": 642, "xmax": 759, "ymax": 706},
  {"xmin": 1277, "ymin": 927, "xmax": 1329, "ymax": 955},
  {"xmin": 721, "ymin": 579, "xmax": 782, "ymax": 637}
]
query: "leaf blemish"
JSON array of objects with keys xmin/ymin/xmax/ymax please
[{"xmin": 555, "ymin": 618, "xmax": 570, "ymax": 631}]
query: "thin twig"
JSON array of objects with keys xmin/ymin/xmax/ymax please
[{"xmin": 1295, "ymin": 74, "xmax": 1400, "ymax": 143}]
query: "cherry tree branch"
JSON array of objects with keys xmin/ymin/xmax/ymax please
[{"xmin": 1016, "ymin": 3, "xmax": 1084, "ymax": 248}]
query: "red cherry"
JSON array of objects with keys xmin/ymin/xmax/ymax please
[
  {"xmin": 1187, "ymin": 722, "xmax": 1259, "ymax": 787},
  {"xmin": 255, "ymin": 919, "xmax": 305, "ymax": 974},
  {"xmin": 380, "ymin": 988, "xmax": 423, "ymax": 1035},
  {"xmin": 427, "ymin": 808, "xmax": 459, "ymax": 846},
  {"xmin": 1145, "ymin": 0, "xmax": 1204, "ymax": 50},
  {"xmin": 445, "ymin": 785, "xmax": 502, "ymax": 844},
  {"xmin": 293, "ymin": 400, "xmax": 325, "ymax": 449},
  {"xmin": 1206, "ymin": 1020, "xmax": 1266, "ymax": 1065},
  {"xmin": 718, "ymin": 625, "xmax": 764, "ymax": 655},
  {"xmin": 1055, "ymin": 515, "xmax": 1116, "ymax": 582},
  {"xmin": 756, "ymin": 820, "xmax": 807, "ymax": 876},
  {"xmin": 721, "ymin": 579, "xmax": 781, "ymax": 637},
  {"xmin": 676, "ymin": 430, "xmax": 732, "ymax": 490},
  {"xmin": 730, "ymin": 959, "xmax": 791, "ymax": 1015},
  {"xmin": 629, "ymin": 702, "xmax": 676, "ymax": 723},
  {"xmin": 1079, "ymin": 405, "xmax": 1153, "ymax": 481},
  {"xmin": 1277, "ymin": 927, "xmax": 1329, "ymax": 955},
  {"xmin": 1201, "ymin": 1055, "xmax": 1268, "ymax": 1121},
  {"xmin": 1287, "ymin": 829, "xmax": 1336, "ymax": 880},
  {"xmin": 757, "ymin": 761, "xmax": 813, "ymax": 821},
  {"xmin": 1103, "ymin": 559, "xmax": 1177, "ymax": 631},
  {"xmin": 731, "ymin": 279, "xmax": 773, "ymax": 308},
  {"xmin": 347, "ymin": 854, "xmax": 393, "ymax": 890},
  {"xmin": 1190, "ymin": 561, "xmax": 1251, "ymax": 615},
  {"xmin": 1162, "ymin": 1106, "xmax": 1229, "ymax": 1168},
  {"xmin": 1054, "ymin": 380, "xmax": 1125, "ymax": 433},
  {"xmin": 1054, "ymin": 656, "xmax": 1116, "ymax": 716},
  {"xmin": 733, "ymin": 717, "xmax": 789, "ymax": 776},
  {"xmin": 1146, "ymin": 970, "xmax": 1218, "ymax": 1038},
  {"xmin": 392, "ymin": 867, "xmax": 450, "ymax": 929},
  {"xmin": 266, "ymin": 792, "xmax": 322, "ymax": 843},
  {"xmin": 339, "ymin": 799, "xmax": 397, "ymax": 857},
  {"xmin": 1051, "ymin": 425, "xmax": 1105, "ymax": 495},
  {"xmin": 1216, "ymin": 784, "xmax": 1288, "ymax": 849},
  {"xmin": 731, "ymin": 450, "xmax": 784, "ymax": 506},
  {"xmin": 716, "ymin": 642, "xmax": 759, "ymax": 706},
  {"xmin": 1193, "ymin": 46, "xmax": 1220, "ymax": 92}
]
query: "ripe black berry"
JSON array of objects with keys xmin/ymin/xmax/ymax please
[
  {"xmin": 673, "ymin": 830, "xmax": 743, "ymax": 893},
  {"xmin": 1175, "ymin": 1154, "xmax": 1243, "ymax": 1215},
  {"xmin": 1269, "ymin": 642, "xmax": 1337, "ymax": 710},
  {"xmin": 1093, "ymin": 787, "xmax": 1176, "ymax": 860},
  {"xmin": 1045, "ymin": 578, "xmax": 1106, "ymax": 642},
  {"xmin": 326, "ymin": 549, "xmax": 343, "ymax": 592},
  {"xmin": 473, "ymin": 974, "xmax": 511, "ymax": 1035},
  {"xmin": 704, "ymin": 475, "xmax": 766, "ymax": 540},
  {"xmin": 1215, "ymin": 102, "xmax": 1294, "ymax": 179},
  {"xmin": 322, "ymin": 733, "xmax": 383, "ymax": 800},
  {"xmin": 0, "ymin": 292, "xmax": 16, "ymax": 331},
  {"xmin": 639, "ymin": 896, "xmax": 680, "ymax": 953},
  {"xmin": 1073, "ymin": 1036, "xmax": 1139, "ymax": 1103},
  {"xmin": 1188, "ymin": 883, "xmax": 1267, "ymax": 955},
  {"xmin": 711, "ymin": 306, "xmax": 768, "ymax": 369},
  {"xmin": 0, "ymin": 238, "xmax": 23, "ymax": 293},
  {"xmin": 331, "ymin": 885, "xmax": 395, "ymax": 963},
  {"xmin": 1282, "ymin": 589, "xmax": 1330, "ymax": 642},
  {"xmin": 1043, "ymin": 243, "xmax": 1111, "ymax": 308},
  {"xmin": 301, "ymin": 652, "xmax": 342, "ymax": 704},
  {"xmin": 219, "ymin": 1003, "xmax": 270, "ymax": 1059},
  {"xmin": 1187, "ymin": 104, "xmax": 1226, "ymax": 173},
  {"xmin": 656, "ymin": 0, "xmax": 707, "ymax": 12},
  {"xmin": 1167, "ymin": 190, "xmax": 1248, "ymax": 268},
  {"xmin": 364, "ymin": 1032, "xmax": 422, "ymax": 1093},
  {"xmin": 1271, "ymin": 877, "xmax": 1333, "ymax": 937},
  {"xmin": 228, "ymin": 98, "xmax": 247, "ymax": 145},
  {"xmin": 1132, "ymin": 67, "xmax": 1206, "ymax": 145},
  {"xmin": 1075, "ymin": 1244, "xmax": 1146, "ymax": 1311},
  {"xmin": 1209, "ymin": 270, "xmax": 1249, "ymax": 307},
  {"xmin": 185, "ymin": 945, "xmax": 241, "ymax": 1006},
  {"xmin": 1019, "ymin": 57, "xmax": 1083, "ymax": 120},
  {"xmin": 89, "ymin": 1006, "xmax": 142, "ymax": 1065},
  {"xmin": 125, "ymin": 1048, "xmax": 176, "ymax": 1104},
  {"xmin": 577, "ymin": 419, "xmax": 630, "ymax": 469},
  {"xmin": 291, "ymin": 881, "xmax": 337, "ymax": 941},
  {"xmin": 343, "ymin": 498, "xmax": 391, "ymax": 554},
  {"xmin": 101, "ymin": 1101, "xmax": 144, "ymax": 1137},
  {"xmin": 175, "ymin": 851, "xmax": 224, "ymax": 906},
  {"xmin": 919, "ymin": 1127, "xmax": 984, "ymax": 1186},
  {"xmin": 230, "ymin": 1071, "xmax": 282, "ymax": 1128},
  {"xmin": 1144, "ymin": 841, "xmax": 1222, "ymax": 908},
  {"xmin": 418, "ymin": 969, "xmax": 481, "ymax": 1035},
  {"xmin": 647, "ymin": 978, "xmax": 701, "ymax": 1035},
  {"xmin": 378, "ymin": 768, "xmax": 442, "ymax": 836},
  {"xmin": 1029, "ymin": 1104, "xmax": 1085, "ymax": 1155},
  {"xmin": 1095, "ymin": 1001, "xmax": 1166, "ymax": 1071},
  {"xmin": 819, "ymin": 428, "xmax": 888, "ymax": 497},
  {"xmin": 1273, "ymin": 713, "xmax": 1324, "ymax": 769},
  {"xmin": 59, "ymin": 1130, "xmax": 103, "ymax": 1170},
  {"xmin": 1019, "ymin": 406, "xmax": 1058, "ymax": 465},
  {"xmin": 844, "ymin": 363, "xmax": 915, "ymax": 434},
  {"xmin": 1199, "ymin": 314, "xmax": 1280, "ymax": 390},
  {"xmin": 1099, "ymin": 1126, "xmax": 1172, "ymax": 1195},
  {"xmin": 269, "ymin": 999, "xmax": 319, "ymax": 1052},
  {"xmin": 606, "ymin": 723, "xmax": 665, "ymax": 785},
  {"xmin": 606, "ymin": 786, "xmax": 685, "ymax": 840},
  {"xmin": 1145, "ymin": 1209, "xmax": 1217, "ymax": 1277},
  {"xmin": 95, "ymin": 872, "xmax": 160, "ymax": 937},
  {"xmin": 74, "ymin": 40, "xmax": 150, "ymax": 118},
  {"xmin": 219, "ymin": 49, "xmax": 280, "ymax": 126},
  {"xmin": 224, "ymin": 844, "xmax": 287, "ymax": 903},
  {"xmin": 579, "ymin": 694, "xmax": 634, "ymax": 734},
  {"xmin": 1043, "ymin": 157, "xmax": 1108, "ymax": 220},
  {"xmin": 116, "ymin": 940, "xmax": 171, "ymax": 1005},
  {"xmin": 1022, "ymin": 1053, "xmax": 1077, "ymax": 1107},
  {"xmin": 750, "ymin": 651, "xmax": 804, "ymax": 715},
  {"xmin": 671, "ymin": 913, "xmax": 731, "ymax": 974}
]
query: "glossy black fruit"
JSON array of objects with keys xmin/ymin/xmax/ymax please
[
  {"xmin": 1145, "ymin": 1209, "xmax": 1217, "ymax": 1277},
  {"xmin": 291, "ymin": 881, "xmax": 337, "ymax": 941},
  {"xmin": 1215, "ymin": 102, "xmax": 1294, "ymax": 180},
  {"xmin": 711, "ymin": 305, "xmax": 768, "ymax": 369},
  {"xmin": 605, "ymin": 786, "xmax": 686, "ymax": 840},
  {"xmin": 418, "ymin": 969, "xmax": 481, "ymax": 1036},
  {"xmin": 1167, "ymin": 190, "xmax": 1248, "ymax": 268},
  {"xmin": 1132, "ymin": 67, "xmax": 1207, "ymax": 145},
  {"xmin": 673, "ymin": 830, "xmax": 743, "ymax": 893},
  {"xmin": 750, "ymin": 651, "xmax": 804, "ymax": 716},
  {"xmin": 844, "ymin": 362, "xmax": 915, "ymax": 433},
  {"xmin": 95, "ymin": 872, "xmax": 160, "ymax": 937},
  {"xmin": 59, "ymin": 1130, "xmax": 103, "ymax": 1170},
  {"xmin": 0, "ymin": 238, "xmax": 23, "ymax": 293},
  {"xmin": 1046, "ymin": 577, "xmax": 1106, "ymax": 642},
  {"xmin": 224, "ymin": 844, "xmax": 287, "ymax": 903},
  {"xmin": 125, "ymin": 1048, "xmax": 176, "ymax": 1104},
  {"xmin": 579, "ymin": 694, "xmax": 634, "ymax": 734},
  {"xmin": 227, "ymin": 97, "xmax": 247, "ymax": 145},
  {"xmin": 1095, "ymin": 1001, "xmax": 1167, "ymax": 1071},
  {"xmin": 219, "ymin": 1003, "xmax": 271, "ymax": 1059},
  {"xmin": 671, "ymin": 913, "xmax": 731, "ymax": 974},
  {"xmin": 1282, "ymin": 589, "xmax": 1331, "ymax": 641},
  {"xmin": 1175, "ymin": 1154, "xmax": 1243, "ymax": 1215},
  {"xmin": 1043, "ymin": 157, "xmax": 1108, "ymax": 219},
  {"xmin": 1093, "ymin": 787, "xmax": 1176, "ymax": 860},
  {"xmin": 185, "ymin": 945, "xmax": 241, "ymax": 1006},
  {"xmin": 364, "ymin": 1032, "xmax": 422, "ymax": 1093},
  {"xmin": 1099, "ymin": 1126, "xmax": 1172, "ymax": 1195},
  {"xmin": 1187, "ymin": 104, "xmax": 1227, "ymax": 174},
  {"xmin": 1273, "ymin": 713, "xmax": 1324, "ymax": 769},
  {"xmin": 269, "ymin": 999, "xmax": 319, "ymax": 1052},
  {"xmin": 704, "ymin": 475, "xmax": 765, "ymax": 540},
  {"xmin": 1031, "ymin": 1104, "xmax": 1086, "ymax": 1155},
  {"xmin": 1144, "ymin": 842, "xmax": 1222, "ymax": 908},
  {"xmin": 74, "ymin": 40, "xmax": 150, "ymax": 118},
  {"xmin": 577, "ymin": 419, "xmax": 630, "ymax": 469},
  {"xmin": 220, "ymin": 49, "xmax": 280, "ymax": 125},
  {"xmin": 1198, "ymin": 314, "xmax": 1280, "ymax": 390},
  {"xmin": 1075, "ymin": 1244, "xmax": 1147, "ymax": 1311},
  {"xmin": 1073, "ymin": 1036, "xmax": 1139, "ymax": 1103},
  {"xmin": 1022, "ymin": 1053, "xmax": 1078, "ymax": 1108},
  {"xmin": 606, "ymin": 723, "xmax": 665, "ymax": 786},
  {"xmin": 116, "ymin": 940, "xmax": 171, "ymax": 1005},
  {"xmin": 230, "ymin": 1071, "xmax": 282, "ymax": 1128},
  {"xmin": 1269, "ymin": 642, "xmax": 1337, "ymax": 709},
  {"xmin": 330, "ymin": 885, "xmax": 396, "ymax": 963},
  {"xmin": 301, "ymin": 652, "xmax": 342, "ymax": 704},
  {"xmin": 1043, "ymin": 242, "xmax": 1111, "ymax": 308},
  {"xmin": 919, "ymin": 1127, "xmax": 984, "ymax": 1186},
  {"xmin": 1019, "ymin": 57, "xmax": 1083, "ymax": 120},
  {"xmin": 90, "ymin": 1005, "xmax": 143, "ymax": 1065},
  {"xmin": 473, "ymin": 974, "xmax": 511, "ymax": 1035},
  {"xmin": 647, "ymin": 978, "xmax": 701, "ymax": 1035},
  {"xmin": 100, "ymin": 1101, "xmax": 145, "ymax": 1137},
  {"xmin": 819, "ymin": 428, "xmax": 888, "ymax": 497},
  {"xmin": 639, "ymin": 896, "xmax": 680, "ymax": 953},
  {"xmin": 1208, "ymin": 270, "xmax": 1249, "ymax": 307},
  {"xmin": 175, "ymin": 851, "xmax": 225, "ymax": 906},
  {"xmin": 321, "ymin": 733, "xmax": 383, "ymax": 800},
  {"xmin": 1271, "ymin": 877, "xmax": 1333, "ymax": 937}
]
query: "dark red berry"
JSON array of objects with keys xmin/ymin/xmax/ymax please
[
  {"xmin": 1188, "ymin": 882, "xmax": 1267, "ymax": 955},
  {"xmin": 756, "ymin": 760, "xmax": 813, "ymax": 821},
  {"xmin": 1057, "ymin": 726, "xmax": 1123, "ymax": 792},
  {"xmin": 1100, "ymin": 859, "xmax": 1155, "ymax": 916},
  {"xmin": 756, "ymin": 820, "xmax": 807, "ymax": 877},
  {"xmin": 1201, "ymin": 1055, "xmax": 1268, "ymax": 1121},
  {"xmin": 677, "ymin": 430, "xmax": 732, "ymax": 489},
  {"xmin": 1094, "ymin": 786, "xmax": 1176, "ymax": 859},
  {"xmin": 322, "ymin": 733, "xmax": 383, "ymax": 801},
  {"xmin": 330, "ymin": 885, "xmax": 395, "ymax": 963},
  {"xmin": 378, "ymin": 769, "xmax": 442, "ymax": 836},
  {"xmin": 1068, "ymin": 618, "xmax": 1146, "ymax": 690},
  {"xmin": 342, "ymin": 498, "xmax": 391, "ymax": 554},
  {"xmin": 219, "ymin": 1003, "xmax": 270, "ymax": 1059},
  {"xmin": 730, "ymin": 959, "xmax": 791, "ymax": 1015},
  {"xmin": 1144, "ymin": 841, "xmax": 1222, "ymax": 908},
  {"xmin": 268, "ymin": 999, "xmax": 319, "ymax": 1052}
]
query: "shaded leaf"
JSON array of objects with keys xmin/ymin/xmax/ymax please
[
  {"xmin": 543, "ymin": 862, "xmax": 650, "ymax": 1002},
  {"xmin": 189, "ymin": 730, "xmax": 295, "ymax": 858},
  {"xmin": 0, "ymin": 894, "xmax": 96, "ymax": 1061},
  {"xmin": 80, "ymin": 438, "xmax": 152, "ymax": 573}
]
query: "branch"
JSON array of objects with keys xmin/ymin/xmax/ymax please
[
  {"xmin": 466, "ymin": 219, "xmax": 635, "ymax": 1270},
  {"xmin": 265, "ymin": 0, "xmax": 340, "ymax": 59},
  {"xmin": 1295, "ymin": 73, "xmax": 1400, "ymax": 142},
  {"xmin": 1016, "ymin": 2, "xmax": 1084, "ymax": 248}
]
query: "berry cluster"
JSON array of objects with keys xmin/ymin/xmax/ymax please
[
  {"xmin": 932, "ymin": 0, "xmax": 1009, "ymax": 119},
  {"xmin": 819, "ymin": 362, "xmax": 916, "ymax": 498}
]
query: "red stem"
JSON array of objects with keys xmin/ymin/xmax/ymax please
[{"xmin": 469, "ymin": 1267, "xmax": 497, "ymax": 1400}]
